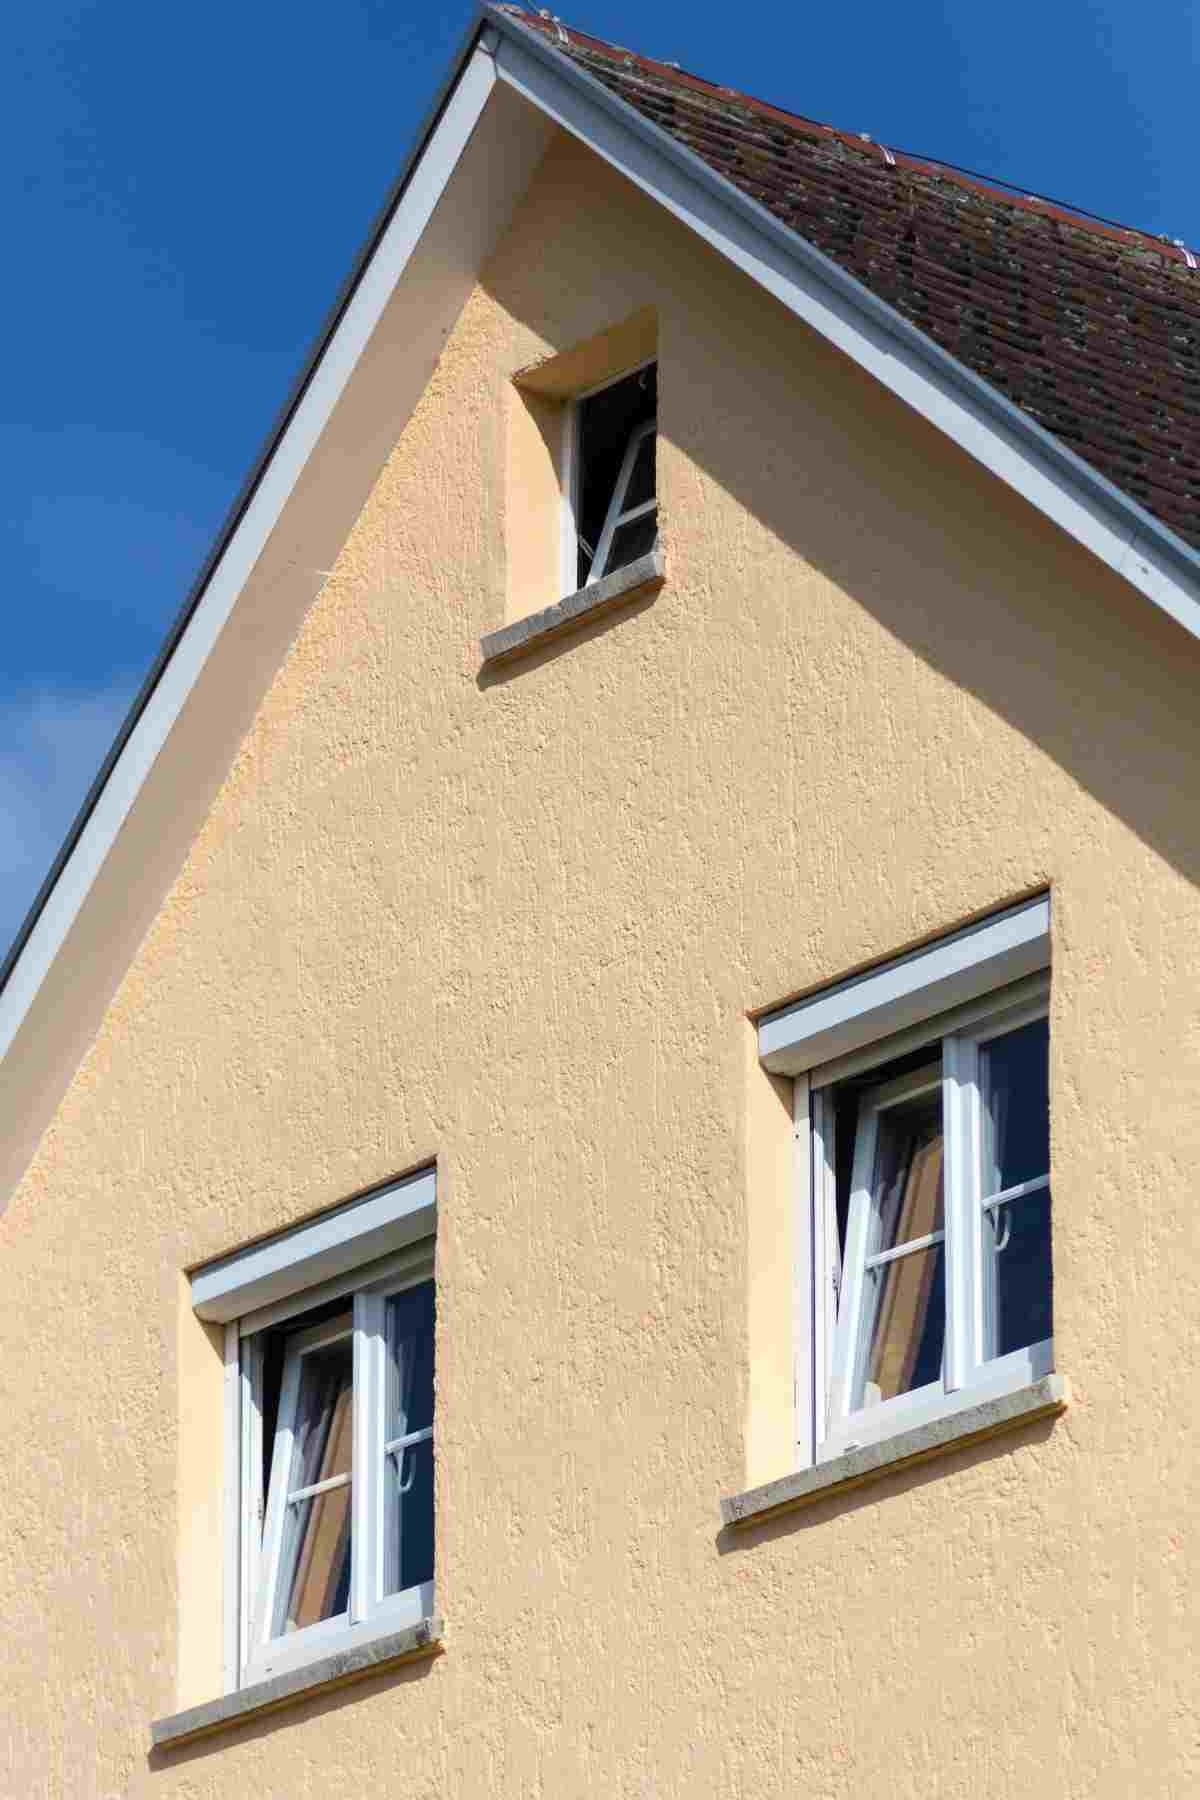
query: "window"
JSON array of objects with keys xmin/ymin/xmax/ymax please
[
  {"xmin": 190, "ymin": 1168, "xmax": 437, "ymax": 1690},
  {"xmin": 240, "ymin": 1251, "xmax": 434, "ymax": 1683},
  {"xmin": 816, "ymin": 992, "xmax": 1051, "ymax": 1457},
  {"xmin": 758, "ymin": 897, "xmax": 1053, "ymax": 1468},
  {"xmin": 571, "ymin": 362, "xmax": 658, "ymax": 589}
]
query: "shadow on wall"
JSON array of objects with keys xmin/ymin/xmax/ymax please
[
  {"xmin": 479, "ymin": 152, "xmax": 1200, "ymax": 906},
  {"xmin": 667, "ymin": 293, "xmax": 1200, "ymax": 900}
]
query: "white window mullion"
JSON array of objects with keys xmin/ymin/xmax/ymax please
[
  {"xmin": 942, "ymin": 1031, "xmax": 982, "ymax": 1391},
  {"xmin": 351, "ymin": 1291, "xmax": 385, "ymax": 1626}
]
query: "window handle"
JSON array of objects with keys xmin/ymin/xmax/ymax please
[{"xmin": 994, "ymin": 1210, "xmax": 1012, "ymax": 1253}]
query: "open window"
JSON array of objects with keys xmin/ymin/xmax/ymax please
[
  {"xmin": 187, "ymin": 1167, "xmax": 438, "ymax": 1693},
  {"xmin": 816, "ymin": 990, "xmax": 1051, "ymax": 1458},
  {"xmin": 242, "ymin": 1252, "xmax": 435, "ymax": 1683},
  {"xmin": 572, "ymin": 362, "xmax": 658, "ymax": 588},
  {"xmin": 756, "ymin": 896, "xmax": 1055, "ymax": 1470}
]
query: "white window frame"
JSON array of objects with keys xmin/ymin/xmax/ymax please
[
  {"xmin": 193, "ymin": 1168, "xmax": 437, "ymax": 1693},
  {"xmin": 770, "ymin": 898, "xmax": 1053, "ymax": 1471},
  {"xmin": 562, "ymin": 358, "xmax": 658, "ymax": 594},
  {"xmin": 809, "ymin": 985, "xmax": 1052, "ymax": 1464},
  {"xmin": 237, "ymin": 1245, "xmax": 435, "ymax": 1687}
]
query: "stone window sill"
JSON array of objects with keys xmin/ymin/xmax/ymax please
[
  {"xmin": 480, "ymin": 548, "xmax": 664, "ymax": 669},
  {"xmin": 150, "ymin": 1616, "xmax": 442, "ymax": 1750},
  {"xmin": 721, "ymin": 1374, "xmax": 1069, "ymax": 1528}
]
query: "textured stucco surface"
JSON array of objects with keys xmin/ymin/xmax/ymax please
[{"xmin": 4, "ymin": 128, "xmax": 1200, "ymax": 1797}]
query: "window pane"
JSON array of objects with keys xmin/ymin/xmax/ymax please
[
  {"xmin": 623, "ymin": 432, "xmax": 655, "ymax": 510},
  {"xmin": 289, "ymin": 1340, "xmax": 353, "ymax": 1491},
  {"xmin": 990, "ymin": 1187, "xmax": 1053, "ymax": 1356},
  {"xmin": 874, "ymin": 1093, "xmax": 944, "ymax": 1252},
  {"xmin": 387, "ymin": 1281, "xmax": 435, "ymax": 1437},
  {"xmin": 863, "ymin": 1242, "xmax": 945, "ymax": 1404},
  {"xmin": 386, "ymin": 1436, "xmax": 434, "ymax": 1594},
  {"xmin": 605, "ymin": 512, "xmax": 658, "ymax": 575},
  {"xmin": 982, "ymin": 1017, "xmax": 1049, "ymax": 1191},
  {"xmin": 384, "ymin": 1281, "xmax": 435, "ymax": 1596},
  {"xmin": 274, "ymin": 1338, "xmax": 353, "ymax": 1634},
  {"xmin": 279, "ymin": 1487, "xmax": 352, "ymax": 1633}
]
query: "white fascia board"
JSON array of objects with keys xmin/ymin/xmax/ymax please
[
  {"xmin": 487, "ymin": 11, "xmax": 1200, "ymax": 647},
  {"xmin": 758, "ymin": 895, "xmax": 1050, "ymax": 1075},
  {"xmin": 192, "ymin": 1167, "xmax": 437, "ymax": 1324},
  {"xmin": 0, "ymin": 44, "xmax": 498, "ymax": 1076}
]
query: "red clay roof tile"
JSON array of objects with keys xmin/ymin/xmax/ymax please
[{"xmin": 511, "ymin": 10, "xmax": 1200, "ymax": 552}]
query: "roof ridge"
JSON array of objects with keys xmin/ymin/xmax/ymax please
[{"xmin": 506, "ymin": 7, "xmax": 1200, "ymax": 270}]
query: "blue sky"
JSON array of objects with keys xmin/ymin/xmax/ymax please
[{"xmin": 3, "ymin": 0, "xmax": 1196, "ymax": 963}]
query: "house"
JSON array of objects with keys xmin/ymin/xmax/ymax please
[{"xmin": 4, "ymin": 6, "xmax": 1200, "ymax": 1793}]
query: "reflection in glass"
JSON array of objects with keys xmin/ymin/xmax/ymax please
[
  {"xmin": 275, "ymin": 1337, "xmax": 353, "ymax": 1634},
  {"xmin": 865, "ymin": 1242, "xmax": 946, "ymax": 1404},
  {"xmin": 874, "ymin": 1095, "xmax": 944, "ymax": 1251},
  {"xmin": 857, "ymin": 1088, "xmax": 945, "ymax": 1407},
  {"xmin": 281, "ymin": 1488, "xmax": 352, "ymax": 1632},
  {"xmin": 384, "ymin": 1282, "xmax": 435, "ymax": 1596}
]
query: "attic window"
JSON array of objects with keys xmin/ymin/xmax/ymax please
[{"xmin": 574, "ymin": 362, "xmax": 658, "ymax": 588}]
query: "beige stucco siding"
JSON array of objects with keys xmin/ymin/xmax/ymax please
[{"xmin": 4, "ymin": 127, "xmax": 1200, "ymax": 1797}]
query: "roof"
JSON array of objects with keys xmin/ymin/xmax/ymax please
[{"xmin": 513, "ymin": 10, "xmax": 1200, "ymax": 552}]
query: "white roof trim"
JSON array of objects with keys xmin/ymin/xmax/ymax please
[
  {"xmin": 758, "ymin": 895, "xmax": 1051, "ymax": 1075},
  {"xmin": 2, "ymin": 9, "xmax": 1198, "ymax": 1207}
]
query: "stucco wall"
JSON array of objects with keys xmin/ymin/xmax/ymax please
[{"xmin": 4, "ymin": 126, "xmax": 1200, "ymax": 1798}]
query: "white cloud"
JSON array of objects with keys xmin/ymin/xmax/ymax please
[{"xmin": 0, "ymin": 678, "xmax": 137, "ymax": 963}]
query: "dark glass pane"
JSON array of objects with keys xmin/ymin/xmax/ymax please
[
  {"xmin": 982, "ymin": 1018, "xmax": 1049, "ymax": 1192},
  {"xmin": 387, "ymin": 1281, "xmax": 435, "ymax": 1437},
  {"xmin": 385, "ymin": 1280, "xmax": 436, "ymax": 1597},
  {"xmin": 873, "ymin": 1093, "xmax": 944, "ymax": 1252},
  {"xmin": 387, "ymin": 1436, "xmax": 435, "ymax": 1593},
  {"xmin": 991, "ymin": 1187, "xmax": 1053, "ymax": 1355},
  {"xmin": 605, "ymin": 512, "xmax": 658, "ymax": 574},
  {"xmin": 623, "ymin": 432, "xmax": 655, "ymax": 510},
  {"xmin": 864, "ymin": 1243, "xmax": 945, "ymax": 1403}
]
